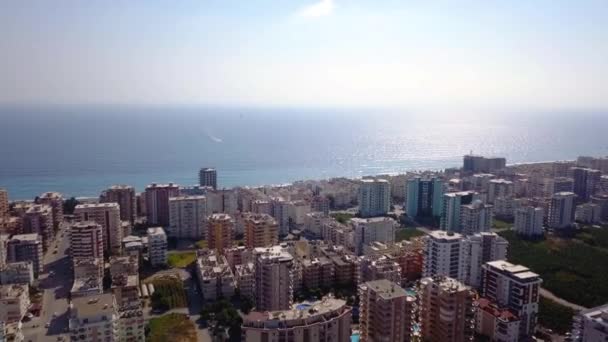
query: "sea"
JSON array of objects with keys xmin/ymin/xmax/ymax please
[{"xmin": 1, "ymin": 106, "xmax": 607, "ymax": 200}]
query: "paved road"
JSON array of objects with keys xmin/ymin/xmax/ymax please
[
  {"xmin": 540, "ymin": 287, "xmax": 587, "ymax": 311},
  {"xmin": 22, "ymin": 223, "xmax": 72, "ymax": 342}
]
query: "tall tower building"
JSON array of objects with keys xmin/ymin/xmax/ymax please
[
  {"xmin": 69, "ymin": 221, "xmax": 104, "ymax": 259},
  {"xmin": 37, "ymin": 192, "xmax": 64, "ymax": 230},
  {"xmin": 147, "ymin": 227, "xmax": 168, "ymax": 266},
  {"xmin": 419, "ymin": 276, "xmax": 475, "ymax": 342},
  {"xmin": 22, "ymin": 204, "xmax": 54, "ymax": 249},
  {"xmin": 482, "ymin": 260, "xmax": 542, "ymax": 339},
  {"xmin": 514, "ymin": 206, "xmax": 544, "ymax": 237},
  {"xmin": 571, "ymin": 167, "xmax": 602, "ymax": 201},
  {"xmin": 244, "ymin": 213, "xmax": 279, "ymax": 249},
  {"xmin": 254, "ymin": 245, "xmax": 294, "ymax": 311},
  {"xmin": 548, "ymin": 192, "xmax": 575, "ymax": 229},
  {"xmin": 199, "ymin": 168, "xmax": 218, "ymax": 190},
  {"xmin": 405, "ymin": 176, "xmax": 444, "ymax": 218},
  {"xmin": 488, "ymin": 179, "xmax": 514, "ymax": 204},
  {"xmin": 100, "ymin": 185, "xmax": 137, "ymax": 224},
  {"xmin": 461, "ymin": 232, "xmax": 508, "ymax": 288},
  {"xmin": 358, "ymin": 279, "xmax": 415, "ymax": 342},
  {"xmin": 168, "ymin": 195, "xmax": 207, "ymax": 239},
  {"xmin": 460, "ymin": 200, "xmax": 493, "ymax": 236},
  {"xmin": 144, "ymin": 183, "xmax": 179, "ymax": 227},
  {"xmin": 422, "ymin": 230, "xmax": 465, "ymax": 280},
  {"xmin": 0, "ymin": 189, "xmax": 8, "ymax": 218},
  {"xmin": 74, "ymin": 203, "xmax": 122, "ymax": 255},
  {"xmin": 463, "ymin": 155, "xmax": 506, "ymax": 173},
  {"xmin": 358, "ymin": 179, "xmax": 391, "ymax": 218},
  {"xmin": 440, "ymin": 191, "xmax": 477, "ymax": 232},
  {"xmin": 7, "ymin": 234, "xmax": 43, "ymax": 277},
  {"xmin": 206, "ymin": 213, "xmax": 234, "ymax": 254},
  {"xmin": 352, "ymin": 217, "xmax": 396, "ymax": 255}
]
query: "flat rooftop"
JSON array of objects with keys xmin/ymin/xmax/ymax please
[
  {"xmin": 362, "ymin": 279, "xmax": 408, "ymax": 300},
  {"xmin": 428, "ymin": 230, "xmax": 463, "ymax": 241},
  {"xmin": 71, "ymin": 293, "xmax": 115, "ymax": 318},
  {"xmin": 244, "ymin": 298, "xmax": 347, "ymax": 323}
]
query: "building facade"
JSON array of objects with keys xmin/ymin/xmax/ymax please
[
  {"xmin": 254, "ymin": 246, "xmax": 294, "ymax": 311},
  {"xmin": 144, "ymin": 183, "xmax": 179, "ymax": 227},
  {"xmin": 206, "ymin": 213, "xmax": 234, "ymax": 254},
  {"xmin": 168, "ymin": 195, "xmax": 207, "ymax": 239},
  {"xmin": 100, "ymin": 185, "xmax": 137, "ymax": 224},
  {"xmin": 358, "ymin": 179, "xmax": 391, "ymax": 218},
  {"xmin": 74, "ymin": 203, "xmax": 122, "ymax": 255},
  {"xmin": 514, "ymin": 206, "xmax": 544, "ymax": 237},
  {"xmin": 548, "ymin": 191, "xmax": 575, "ymax": 229},
  {"xmin": 147, "ymin": 227, "xmax": 167, "ymax": 267}
]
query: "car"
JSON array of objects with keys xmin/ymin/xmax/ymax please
[{"xmin": 45, "ymin": 322, "xmax": 50, "ymax": 328}]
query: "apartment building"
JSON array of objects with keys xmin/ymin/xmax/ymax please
[
  {"xmin": 461, "ymin": 232, "xmax": 508, "ymax": 288},
  {"xmin": 358, "ymin": 179, "xmax": 391, "ymax": 218},
  {"xmin": 74, "ymin": 203, "xmax": 122, "ymax": 254},
  {"xmin": 69, "ymin": 221, "xmax": 104, "ymax": 259},
  {"xmin": 422, "ymin": 230, "xmax": 465, "ymax": 280},
  {"xmin": 36, "ymin": 191, "xmax": 64, "ymax": 230},
  {"xmin": 144, "ymin": 183, "xmax": 179, "ymax": 227},
  {"xmin": 22, "ymin": 204, "xmax": 53, "ymax": 249},
  {"xmin": 351, "ymin": 217, "xmax": 396, "ymax": 255},
  {"xmin": 100, "ymin": 185, "xmax": 137, "ymax": 224},
  {"xmin": 146, "ymin": 227, "xmax": 167, "ymax": 267},
  {"xmin": 572, "ymin": 303, "xmax": 608, "ymax": 342},
  {"xmin": 475, "ymin": 297, "xmax": 520, "ymax": 342},
  {"xmin": 7, "ymin": 234, "xmax": 43, "ymax": 278},
  {"xmin": 488, "ymin": 179, "xmax": 514, "ymax": 204},
  {"xmin": 460, "ymin": 200, "xmax": 493, "ymax": 236},
  {"xmin": 206, "ymin": 213, "xmax": 234, "ymax": 254},
  {"xmin": 0, "ymin": 284, "xmax": 30, "ymax": 323},
  {"xmin": 405, "ymin": 176, "xmax": 444, "ymax": 218},
  {"xmin": 254, "ymin": 245, "xmax": 294, "ymax": 311},
  {"xmin": 514, "ymin": 206, "xmax": 544, "ymax": 237},
  {"xmin": 548, "ymin": 191, "xmax": 575, "ymax": 229},
  {"xmin": 68, "ymin": 294, "xmax": 120, "ymax": 342},
  {"xmin": 199, "ymin": 168, "xmax": 217, "ymax": 190},
  {"xmin": 168, "ymin": 195, "xmax": 207, "ymax": 239},
  {"xmin": 244, "ymin": 213, "xmax": 279, "ymax": 249},
  {"xmin": 195, "ymin": 250, "xmax": 236, "ymax": 301}
]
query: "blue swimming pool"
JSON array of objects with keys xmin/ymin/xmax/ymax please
[{"xmin": 351, "ymin": 333, "xmax": 360, "ymax": 342}]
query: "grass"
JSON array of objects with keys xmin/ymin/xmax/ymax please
[
  {"xmin": 147, "ymin": 313, "xmax": 197, "ymax": 342},
  {"xmin": 168, "ymin": 251, "xmax": 197, "ymax": 268},
  {"xmin": 150, "ymin": 277, "xmax": 188, "ymax": 309},
  {"xmin": 538, "ymin": 297, "xmax": 576, "ymax": 334},
  {"xmin": 331, "ymin": 212, "xmax": 354, "ymax": 224},
  {"xmin": 395, "ymin": 228, "xmax": 425, "ymax": 242},
  {"xmin": 195, "ymin": 239, "xmax": 208, "ymax": 249},
  {"xmin": 499, "ymin": 229, "xmax": 608, "ymax": 308},
  {"xmin": 492, "ymin": 219, "xmax": 512, "ymax": 230}
]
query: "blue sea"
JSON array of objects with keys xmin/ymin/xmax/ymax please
[{"xmin": 1, "ymin": 106, "xmax": 607, "ymax": 200}]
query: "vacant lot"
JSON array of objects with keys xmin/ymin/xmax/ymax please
[
  {"xmin": 499, "ymin": 229, "xmax": 608, "ymax": 308},
  {"xmin": 150, "ymin": 277, "xmax": 188, "ymax": 310},
  {"xmin": 147, "ymin": 313, "xmax": 197, "ymax": 342},
  {"xmin": 168, "ymin": 251, "xmax": 197, "ymax": 268},
  {"xmin": 395, "ymin": 228, "xmax": 425, "ymax": 242}
]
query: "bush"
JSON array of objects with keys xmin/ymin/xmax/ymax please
[{"xmin": 538, "ymin": 297, "xmax": 576, "ymax": 334}]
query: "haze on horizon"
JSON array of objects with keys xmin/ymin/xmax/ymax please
[{"xmin": 1, "ymin": 0, "xmax": 607, "ymax": 111}]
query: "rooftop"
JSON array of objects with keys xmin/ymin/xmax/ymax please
[
  {"xmin": 75, "ymin": 202, "xmax": 119, "ymax": 209},
  {"xmin": 254, "ymin": 245, "xmax": 293, "ymax": 262},
  {"xmin": 477, "ymin": 298, "xmax": 519, "ymax": 322},
  {"xmin": 484, "ymin": 260, "xmax": 541, "ymax": 282},
  {"xmin": 362, "ymin": 279, "xmax": 408, "ymax": 300},
  {"xmin": 428, "ymin": 230, "xmax": 463, "ymax": 241},
  {"xmin": 169, "ymin": 195, "xmax": 206, "ymax": 201},
  {"xmin": 243, "ymin": 297, "xmax": 348, "ymax": 324},
  {"xmin": 71, "ymin": 293, "xmax": 115, "ymax": 318},
  {"xmin": 10, "ymin": 233, "xmax": 41, "ymax": 243},
  {"xmin": 147, "ymin": 227, "xmax": 166, "ymax": 236}
]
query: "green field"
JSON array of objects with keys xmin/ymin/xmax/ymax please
[
  {"xmin": 331, "ymin": 212, "xmax": 354, "ymax": 224},
  {"xmin": 167, "ymin": 251, "xmax": 197, "ymax": 268},
  {"xmin": 538, "ymin": 297, "xmax": 576, "ymax": 334},
  {"xmin": 150, "ymin": 277, "xmax": 188, "ymax": 310},
  {"xmin": 499, "ymin": 229, "xmax": 608, "ymax": 308},
  {"xmin": 147, "ymin": 313, "xmax": 197, "ymax": 342},
  {"xmin": 395, "ymin": 228, "xmax": 425, "ymax": 242},
  {"xmin": 492, "ymin": 219, "xmax": 512, "ymax": 230}
]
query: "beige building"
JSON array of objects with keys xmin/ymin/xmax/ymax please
[
  {"xmin": 0, "ymin": 189, "xmax": 8, "ymax": 218},
  {"xmin": 357, "ymin": 255, "xmax": 402, "ymax": 285},
  {"xmin": 37, "ymin": 191, "xmax": 64, "ymax": 230},
  {"xmin": 168, "ymin": 195, "xmax": 207, "ymax": 239},
  {"xmin": 74, "ymin": 203, "xmax": 122, "ymax": 254},
  {"xmin": 144, "ymin": 183, "xmax": 179, "ymax": 227},
  {"xmin": 22, "ymin": 204, "xmax": 53, "ymax": 249},
  {"xmin": 0, "ymin": 284, "xmax": 30, "ymax": 323},
  {"xmin": 70, "ymin": 221, "xmax": 104, "ymax": 259},
  {"xmin": 245, "ymin": 213, "xmax": 279, "ymax": 249},
  {"xmin": 358, "ymin": 279, "xmax": 415, "ymax": 342},
  {"xmin": 69, "ymin": 293, "xmax": 120, "ymax": 342},
  {"xmin": 7, "ymin": 234, "xmax": 43, "ymax": 277},
  {"xmin": 419, "ymin": 276, "xmax": 475, "ymax": 342},
  {"xmin": 206, "ymin": 213, "xmax": 234, "ymax": 254},
  {"xmin": 100, "ymin": 185, "xmax": 137, "ymax": 224},
  {"xmin": 254, "ymin": 245, "xmax": 294, "ymax": 311},
  {"xmin": 241, "ymin": 297, "xmax": 351, "ymax": 342},
  {"xmin": 147, "ymin": 227, "xmax": 167, "ymax": 266},
  {"xmin": 234, "ymin": 262, "xmax": 255, "ymax": 300},
  {"xmin": 195, "ymin": 249, "xmax": 236, "ymax": 301},
  {"xmin": 475, "ymin": 298, "xmax": 520, "ymax": 342}
]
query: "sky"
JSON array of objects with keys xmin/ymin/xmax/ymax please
[{"xmin": 1, "ymin": 0, "xmax": 607, "ymax": 110}]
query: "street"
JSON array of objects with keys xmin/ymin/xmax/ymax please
[{"xmin": 22, "ymin": 223, "xmax": 72, "ymax": 342}]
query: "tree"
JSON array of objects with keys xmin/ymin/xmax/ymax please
[
  {"xmin": 240, "ymin": 296, "xmax": 254, "ymax": 314},
  {"xmin": 151, "ymin": 292, "xmax": 170, "ymax": 311},
  {"xmin": 63, "ymin": 197, "xmax": 79, "ymax": 215}
]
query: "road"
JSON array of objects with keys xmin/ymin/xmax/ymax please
[
  {"xmin": 540, "ymin": 287, "xmax": 587, "ymax": 311},
  {"xmin": 22, "ymin": 222, "xmax": 72, "ymax": 342}
]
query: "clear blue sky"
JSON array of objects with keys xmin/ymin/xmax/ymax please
[{"xmin": 1, "ymin": 0, "xmax": 607, "ymax": 110}]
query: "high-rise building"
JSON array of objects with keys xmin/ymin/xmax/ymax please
[
  {"xmin": 358, "ymin": 279, "xmax": 414, "ymax": 342},
  {"xmin": 405, "ymin": 176, "xmax": 444, "ymax": 218},
  {"xmin": 7, "ymin": 234, "xmax": 43, "ymax": 277},
  {"xmin": 195, "ymin": 249, "xmax": 236, "ymax": 301},
  {"xmin": 0, "ymin": 284, "xmax": 30, "ymax": 323},
  {"xmin": 241, "ymin": 297, "xmax": 352, "ymax": 342},
  {"xmin": 0, "ymin": 189, "xmax": 8, "ymax": 218},
  {"xmin": 571, "ymin": 167, "xmax": 602, "ymax": 201},
  {"xmin": 199, "ymin": 168, "xmax": 217, "ymax": 190},
  {"xmin": 463, "ymin": 155, "xmax": 506, "ymax": 173},
  {"xmin": 514, "ymin": 206, "xmax": 544, "ymax": 237},
  {"xmin": 460, "ymin": 200, "xmax": 493, "ymax": 236},
  {"xmin": 440, "ymin": 191, "xmax": 477, "ymax": 232},
  {"xmin": 69, "ymin": 221, "xmax": 104, "ymax": 259},
  {"xmin": 244, "ymin": 213, "xmax": 279, "ymax": 249},
  {"xmin": 100, "ymin": 185, "xmax": 137, "ymax": 224},
  {"xmin": 481, "ymin": 260, "xmax": 542, "ymax": 339},
  {"xmin": 74, "ymin": 203, "xmax": 122, "ymax": 255},
  {"xmin": 543, "ymin": 177, "xmax": 574, "ymax": 197},
  {"xmin": 36, "ymin": 191, "xmax": 64, "ymax": 230},
  {"xmin": 147, "ymin": 227, "xmax": 167, "ymax": 267},
  {"xmin": 68, "ymin": 293, "xmax": 120, "ymax": 342},
  {"xmin": 22, "ymin": 204, "xmax": 53, "ymax": 249},
  {"xmin": 475, "ymin": 298, "xmax": 521, "ymax": 342},
  {"xmin": 419, "ymin": 276, "xmax": 475, "ymax": 342},
  {"xmin": 461, "ymin": 232, "xmax": 508, "ymax": 288},
  {"xmin": 144, "ymin": 183, "xmax": 179, "ymax": 227},
  {"xmin": 575, "ymin": 203, "xmax": 602, "ymax": 224},
  {"xmin": 422, "ymin": 230, "xmax": 465, "ymax": 280},
  {"xmin": 351, "ymin": 217, "xmax": 396, "ymax": 255},
  {"xmin": 487, "ymin": 179, "xmax": 514, "ymax": 204},
  {"xmin": 357, "ymin": 255, "xmax": 402, "ymax": 285},
  {"xmin": 254, "ymin": 245, "xmax": 294, "ymax": 311},
  {"xmin": 206, "ymin": 213, "xmax": 234, "ymax": 254},
  {"xmin": 168, "ymin": 195, "xmax": 207, "ymax": 239},
  {"xmin": 591, "ymin": 194, "xmax": 608, "ymax": 222},
  {"xmin": 358, "ymin": 179, "xmax": 391, "ymax": 218},
  {"xmin": 572, "ymin": 303, "xmax": 608, "ymax": 342},
  {"xmin": 548, "ymin": 191, "xmax": 575, "ymax": 229}
]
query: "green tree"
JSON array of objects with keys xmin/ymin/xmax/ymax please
[{"xmin": 63, "ymin": 197, "xmax": 79, "ymax": 215}]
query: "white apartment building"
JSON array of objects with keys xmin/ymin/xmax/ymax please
[
  {"xmin": 357, "ymin": 255, "xmax": 402, "ymax": 285},
  {"xmin": 548, "ymin": 191, "xmax": 575, "ymax": 229},
  {"xmin": 543, "ymin": 177, "xmax": 574, "ymax": 197},
  {"xmin": 440, "ymin": 191, "xmax": 478, "ymax": 232},
  {"xmin": 254, "ymin": 245, "xmax": 294, "ymax": 311},
  {"xmin": 0, "ymin": 284, "xmax": 30, "ymax": 323},
  {"xmin": 488, "ymin": 179, "xmax": 514, "ymax": 204},
  {"xmin": 461, "ymin": 232, "xmax": 508, "ymax": 288},
  {"xmin": 146, "ymin": 227, "xmax": 167, "ymax": 267},
  {"xmin": 351, "ymin": 217, "xmax": 396, "ymax": 255},
  {"xmin": 22, "ymin": 204, "xmax": 53, "ymax": 248},
  {"xmin": 358, "ymin": 179, "xmax": 391, "ymax": 218},
  {"xmin": 74, "ymin": 203, "xmax": 122, "ymax": 255},
  {"xmin": 460, "ymin": 200, "xmax": 493, "ymax": 236},
  {"xmin": 475, "ymin": 298, "xmax": 521, "ymax": 342},
  {"xmin": 70, "ymin": 221, "xmax": 104, "ymax": 259},
  {"xmin": 195, "ymin": 250, "xmax": 236, "ymax": 301},
  {"xmin": 168, "ymin": 195, "xmax": 207, "ymax": 239},
  {"xmin": 100, "ymin": 185, "xmax": 137, "ymax": 224},
  {"xmin": 69, "ymin": 294, "xmax": 120, "ymax": 342},
  {"xmin": 422, "ymin": 230, "xmax": 465, "ymax": 281},
  {"xmin": 235, "ymin": 262, "xmax": 255, "ymax": 300},
  {"xmin": 572, "ymin": 303, "xmax": 608, "ymax": 342},
  {"xmin": 514, "ymin": 206, "xmax": 544, "ymax": 237},
  {"xmin": 575, "ymin": 203, "xmax": 601, "ymax": 224},
  {"xmin": 7, "ymin": 234, "xmax": 43, "ymax": 278},
  {"xmin": 482, "ymin": 260, "xmax": 542, "ymax": 339}
]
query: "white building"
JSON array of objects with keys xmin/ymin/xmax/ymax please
[
  {"xmin": 422, "ymin": 230, "xmax": 465, "ymax": 280},
  {"xmin": 146, "ymin": 227, "xmax": 167, "ymax": 266},
  {"xmin": 358, "ymin": 179, "xmax": 391, "ymax": 218},
  {"xmin": 195, "ymin": 250, "xmax": 236, "ymax": 302},
  {"xmin": 543, "ymin": 177, "xmax": 574, "ymax": 197},
  {"xmin": 482, "ymin": 260, "xmax": 542, "ymax": 339},
  {"xmin": 572, "ymin": 303, "xmax": 608, "ymax": 342},
  {"xmin": 254, "ymin": 245, "xmax": 294, "ymax": 311},
  {"xmin": 488, "ymin": 179, "xmax": 514, "ymax": 204},
  {"xmin": 351, "ymin": 217, "xmax": 396, "ymax": 255},
  {"xmin": 0, "ymin": 284, "xmax": 30, "ymax": 323},
  {"xmin": 234, "ymin": 262, "xmax": 255, "ymax": 300},
  {"xmin": 575, "ymin": 203, "xmax": 601, "ymax": 224},
  {"xmin": 514, "ymin": 206, "xmax": 544, "ymax": 237},
  {"xmin": 440, "ymin": 191, "xmax": 478, "ymax": 232},
  {"xmin": 460, "ymin": 200, "xmax": 493, "ymax": 235},
  {"xmin": 548, "ymin": 191, "xmax": 575, "ymax": 229},
  {"xmin": 69, "ymin": 221, "xmax": 104, "ymax": 259},
  {"xmin": 462, "ymin": 232, "xmax": 508, "ymax": 288},
  {"xmin": 168, "ymin": 195, "xmax": 207, "ymax": 239},
  {"xmin": 74, "ymin": 203, "xmax": 122, "ymax": 255},
  {"xmin": 68, "ymin": 294, "xmax": 120, "ymax": 342}
]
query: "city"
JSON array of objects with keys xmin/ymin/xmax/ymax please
[{"xmin": 1, "ymin": 155, "xmax": 608, "ymax": 342}]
